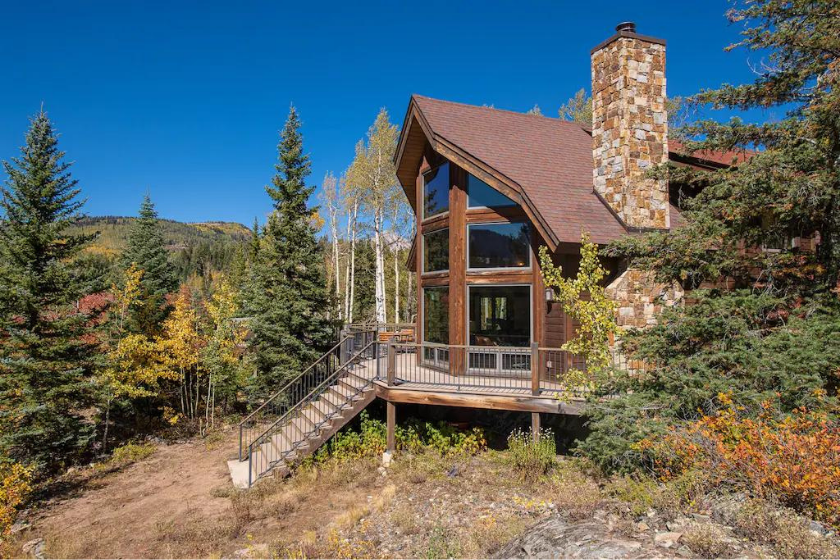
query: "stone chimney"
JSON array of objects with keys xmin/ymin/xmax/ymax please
[{"xmin": 591, "ymin": 22, "xmax": 669, "ymax": 229}]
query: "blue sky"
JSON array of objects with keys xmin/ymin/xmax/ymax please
[{"xmin": 0, "ymin": 1, "xmax": 774, "ymax": 226}]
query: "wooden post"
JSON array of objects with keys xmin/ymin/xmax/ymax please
[
  {"xmin": 386, "ymin": 401, "xmax": 396, "ymax": 452},
  {"xmin": 531, "ymin": 412, "xmax": 541, "ymax": 443},
  {"xmin": 387, "ymin": 342, "xmax": 396, "ymax": 386},
  {"xmin": 530, "ymin": 342, "xmax": 539, "ymax": 395}
]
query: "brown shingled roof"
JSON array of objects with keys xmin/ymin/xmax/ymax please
[
  {"xmin": 412, "ymin": 95, "xmax": 627, "ymax": 246},
  {"xmin": 398, "ymin": 95, "xmax": 743, "ymax": 248}
]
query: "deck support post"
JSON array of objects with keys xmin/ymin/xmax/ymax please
[
  {"xmin": 531, "ymin": 412, "xmax": 541, "ymax": 442},
  {"xmin": 530, "ymin": 342, "xmax": 540, "ymax": 396},
  {"xmin": 387, "ymin": 342, "xmax": 396, "ymax": 387},
  {"xmin": 386, "ymin": 401, "xmax": 397, "ymax": 452}
]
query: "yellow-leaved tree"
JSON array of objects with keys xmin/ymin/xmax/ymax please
[
  {"xmin": 159, "ymin": 288, "xmax": 203, "ymax": 423},
  {"xmin": 539, "ymin": 232, "xmax": 617, "ymax": 393},
  {"xmin": 202, "ymin": 278, "xmax": 249, "ymax": 426},
  {"xmin": 100, "ymin": 265, "xmax": 171, "ymax": 452}
]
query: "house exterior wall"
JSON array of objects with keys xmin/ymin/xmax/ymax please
[{"xmin": 412, "ymin": 151, "xmax": 573, "ymax": 360}]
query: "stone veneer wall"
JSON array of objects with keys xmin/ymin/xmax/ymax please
[
  {"xmin": 592, "ymin": 35, "xmax": 669, "ymax": 229},
  {"xmin": 606, "ymin": 269, "xmax": 683, "ymax": 330}
]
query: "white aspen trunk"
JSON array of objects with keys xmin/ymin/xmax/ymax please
[
  {"xmin": 347, "ymin": 200, "xmax": 358, "ymax": 323},
  {"xmin": 343, "ymin": 208, "xmax": 352, "ymax": 321},
  {"xmin": 330, "ymin": 209, "xmax": 340, "ymax": 318},
  {"xmin": 373, "ymin": 209, "xmax": 387, "ymax": 324},
  {"xmin": 394, "ymin": 247, "xmax": 400, "ymax": 324}
]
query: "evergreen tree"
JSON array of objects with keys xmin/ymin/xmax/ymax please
[
  {"xmin": 249, "ymin": 106, "xmax": 335, "ymax": 398},
  {"xmin": 120, "ymin": 195, "xmax": 178, "ymax": 335},
  {"xmin": 0, "ymin": 111, "xmax": 100, "ymax": 472},
  {"xmin": 581, "ymin": 0, "xmax": 840, "ymax": 473}
]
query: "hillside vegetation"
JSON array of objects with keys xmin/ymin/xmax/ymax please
[{"xmin": 71, "ymin": 216, "xmax": 251, "ymax": 257}]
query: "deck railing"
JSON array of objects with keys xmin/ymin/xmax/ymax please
[{"xmin": 375, "ymin": 342, "xmax": 589, "ymax": 396}]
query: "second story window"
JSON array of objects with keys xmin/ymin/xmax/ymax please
[
  {"xmin": 468, "ymin": 222, "xmax": 531, "ymax": 269},
  {"xmin": 423, "ymin": 228, "xmax": 449, "ymax": 273},
  {"xmin": 423, "ymin": 163, "xmax": 449, "ymax": 219},
  {"xmin": 467, "ymin": 173, "xmax": 516, "ymax": 209}
]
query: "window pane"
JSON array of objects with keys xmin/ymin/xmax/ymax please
[
  {"xmin": 423, "ymin": 228, "xmax": 449, "ymax": 272},
  {"xmin": 423, "ymin": 287, "xmax": 449, "ymax": 344},
  {"xmin": 423, "ymin": 163, "xmax": 449, "ymax": 218},
  {"xmin": 467, "ymin": 174, "xmax": 516, "ymax": 208},
  {"xmin": 468, "ymin": 222, "xmax": 530, "ymax": 269},
  {"xmin": 469, "ymin": 285, "xmax": 530, "ymax": 347}
]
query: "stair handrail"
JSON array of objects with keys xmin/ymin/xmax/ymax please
[
  {"xmin": 246, "ymin": 339, "xmax": 377, "ymax": 484},
  {"xmin": 238, "ymin": 328, "xmax": 377, "ymax": 459},
  {"xmin": 240, "ymin": 336, "xmax": 348, "ymax": 426}
]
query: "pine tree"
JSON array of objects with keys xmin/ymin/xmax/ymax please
[
  {"xmin": 581, "ymin": 0, "xmax": 840, "ymax": 473},
  {"xmin": 121, "ymin": 195, "xmax": 178, "ymax": 335},
  {"xmin": 249, "ymin": 106, "xmax": 335, "ymax": 398},
  {"xmin": 0, "ymin": 111, "xmax": 100, "ymax": 472}
]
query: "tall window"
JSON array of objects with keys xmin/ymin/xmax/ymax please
[
  {"xmin": 423, "ymin": 228, "xmax": 449, "ymax": 272},
  {"xmin": 467, "ymin": 173, "xmax": 516, "ymax": 208},
  {"xmin": 423, "ymin": 163, "xmax": 449, "ymax": 219},
  {"xmin": 468, "ymin": 222, "xmax": 530, "ymax": 269},
  {"xmin": 423, "ymin": 287, "xmax": 449, "ymax": 344},
  {"xmin": 468, "ymin": 285, "xmax": 531, "ymax": 372}
]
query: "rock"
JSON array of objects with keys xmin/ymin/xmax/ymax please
[
  {"xmin": 11, "ymin": 519, "xmax": 30, "ymax": 534},
  {"xmin": 636, "ymin": 522, "xmax": 650, "ymax": 532},
  {"xmin": 22, "ymin": 538, "xmax": 45, "ymax": 559},
  {"xmin": 666, "ymin": 517, "xmax": 689, "ymax": 531},
  {"xmin": 446, "ymin": 464, "xmax": 460, "ymax": 477},
  {"xmin": 377, "ymin": 466, "xmax": 387, "ymax": 477},
  {"xmin": 494, "ymin": 516, "xmax": 655, "ymax": 559},
  {"xmin": 654, "ymin": 531, "xmax": 683, "ymax": 548},
  {"xmin": 810, "ymin": 519, "xmax": 830, "ymax": 536},
  {"xmin": 675, "ymin": 545, "xmax": 694, "ymax": 557}
]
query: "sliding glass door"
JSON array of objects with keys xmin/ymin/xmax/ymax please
[{"xmin": 467, "ymin": 285, "xmax": 531, "ymax": 374}]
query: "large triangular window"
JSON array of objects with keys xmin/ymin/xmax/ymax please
[{"xmin": 467, "ymin": 173, "xmax": 516, "ymax": 209}]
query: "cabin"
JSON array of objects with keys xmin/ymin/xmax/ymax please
[{"xmin": 229, "ymin": 22, "xmax": 747, "ymax": 488}]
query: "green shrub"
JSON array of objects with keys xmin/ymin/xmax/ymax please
[
  {"xmin": 316, "ymin": 412, "xmax": 487, "ymax": 463},
  {"xmin": 99, "ymin": 442, "xmax": 156, "ymax": 470},
  {"xmin": 507, "ymin": 428, "xmax": 556, "ymax": 481}
]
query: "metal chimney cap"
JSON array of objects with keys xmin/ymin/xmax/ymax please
[{"xmin": 615, "ymin": 21, "xmax": 636, "ymax": 33}]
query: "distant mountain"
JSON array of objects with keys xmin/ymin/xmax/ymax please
[{"xmin": 71, "ymin": 216, "xmax": 252, "ymax": 257}]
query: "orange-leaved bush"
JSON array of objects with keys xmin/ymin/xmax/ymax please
[{"xmin": 639, "ymin": 393, "xmax": 840, "ymax": 528}]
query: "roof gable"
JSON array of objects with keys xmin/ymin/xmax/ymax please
[{"xmin": 396, "ymin": 95, "xmax": 742, "ymax": 249}]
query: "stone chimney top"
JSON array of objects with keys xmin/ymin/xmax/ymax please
[{"xmin": 590, "ymin": 23, "xmax": 670, "ymax": 230}]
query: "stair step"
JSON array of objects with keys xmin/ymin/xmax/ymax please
[
  {"xmin": 322, "ymin": 388, "xmax": 353, "ymax": 410},
  {"xmin": 288, "ymin": 415, "xmax": 316, "ymax": 440},
  {"xmin": 340, "ymin": 375, "xmax": 368, "ymax": 392},
  {"xmin": 333, "ymin": 383, "xmax": 363, "ymax": 400},
  {"xmin": 311, "ymin": 397, "xmax": 341, "ymax": 419},
  {"xmin": 302, "ymin": 403, "xmax": 326, "ymax": 426}
]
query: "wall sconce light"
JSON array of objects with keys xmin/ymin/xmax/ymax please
[{"xmin": 545, "ymin": 288, "xmax": 555, "ymax": 302}]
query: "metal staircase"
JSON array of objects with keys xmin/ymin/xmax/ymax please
[{"xmin": 228, "ymin": 330, "xmax": 380, "ymax": 488}]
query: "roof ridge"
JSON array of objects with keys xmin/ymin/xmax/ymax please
[{"xmin": 412, "ymin": 94, "xmax": 589, "ymax": 131}]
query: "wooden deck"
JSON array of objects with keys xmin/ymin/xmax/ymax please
[{"xmin": 351, "ymin": 353, "xmax": 585, "ymax": 415}]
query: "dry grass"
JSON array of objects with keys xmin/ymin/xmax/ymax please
[
  {"xmin": 734, "ymin": 500, "xmax": 840, "ymax": 559},
  {"xmin": 682, "ymin": 524, "xmax": 737, "ymax": 558}
]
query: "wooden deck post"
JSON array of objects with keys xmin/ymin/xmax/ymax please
[
  {"xmin": 387, "ymin": 342, "xmax": 396, "ymax": 386},
  {"xmin": 386, "ymin": 401, "xmax": 396, "ymax": 452},
  {"xmin": 530, "ymin": 342, "xmax": 539, "ymax": 396},
  {"xmin": 531, "ymin": 412, "xmax": 541, "ymax": 442}
]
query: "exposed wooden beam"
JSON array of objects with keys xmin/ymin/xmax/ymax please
[{"xmin": 374, "ymin": 384, "xmax": 584, "ymax": 415}]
